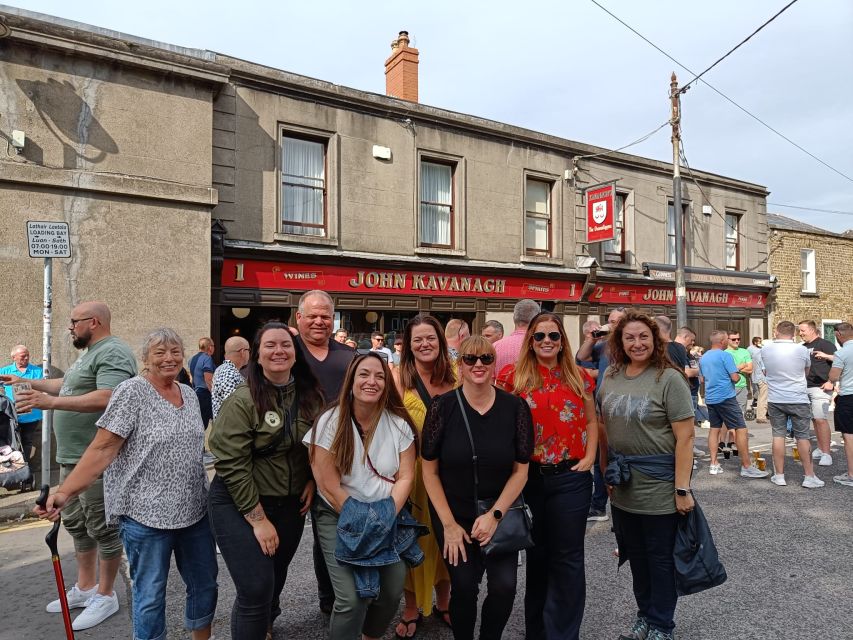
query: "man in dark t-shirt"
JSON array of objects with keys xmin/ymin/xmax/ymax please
[
  {"xmin": 294, "ymin": 289, "xmax": 354, "ymax": 613},
  {"xmin": 798, "ymin": 321, "xmax": 837, "ymax": 465}
]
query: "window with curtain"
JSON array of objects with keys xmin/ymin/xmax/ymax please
[
  {"xmin": 725, "ymin": 213, "xmax": 740, "ymax": 270},
  {"xmin": 420, "ymin": 161, "xmax": 453, "ymax": 247},
  {"xmin": 282, "ymin": 135, "xmax": 326, "ymax": 236},
  {"xmin": 603, "ymin": 192, "xmax": 627, "ymax": 263},
  {"xmin": 525, "ymin": 178, "xmax": 551, "ymax": 255},
  {"xmin": 801, "ymin": 248, "xmax": 816, "ymax": 293}
]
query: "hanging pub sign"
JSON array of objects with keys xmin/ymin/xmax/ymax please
[{"xmin": 585, "ymin": 183, "xmax": 616, "ymax": 243}]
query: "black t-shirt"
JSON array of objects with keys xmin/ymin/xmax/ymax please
[
  {"xmin": 666, "ymin": 341, "xmax": 694, "ymax": 394},
  {"xmin": 295, "ymin": 336, "xmax": 354, "ymax": 405},
  {"xmin": 422, "ymin": 388, "xmax": 533, "ymax": 521},
  {"xmin": 803, "ymin": 338, "xmax": 837, "ymax": 387}
]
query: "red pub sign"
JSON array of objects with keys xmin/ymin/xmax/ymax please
[
  {"xmin": 223, "ymin": 259, "xmax": 585, "ymax": 301},
  {"xmin": 586, "ymin": 184, "xmax": 615, "ymax": 243},
  {"xmin": 589, "ymin": 282, "xmax": 766, "ymax": 309}
]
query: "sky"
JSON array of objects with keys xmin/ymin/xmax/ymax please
[{"xmin": 12, "ymin": 0, "xmax": 853, "ymax": 232}]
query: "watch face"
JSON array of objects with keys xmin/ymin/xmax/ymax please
[{"xmin": 493, "ymin": 509, "xmax": 503, "ymax": 520}]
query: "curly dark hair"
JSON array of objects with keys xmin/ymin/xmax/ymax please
[{"xmin": 606, "ymin": 310, "xmax": 685, "ymax": 382}]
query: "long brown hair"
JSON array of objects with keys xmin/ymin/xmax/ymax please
[
  {"xmin": 398, "ymin": 314, "xmax": 455, "ymax": 391},
  {"xmin": 310, "ymin": 351, "xmax": 417, "ymax": 475},
  {"xmin": 606, "ymin": 310, "xmax": 685, "ymax": 381},
  {"xmin": 247, "ymin": 322, "xmax": 323, "ymax": 420},
  {"xmin": 511, "ymin": 312, "xmax": 588, "ymax": 399}
]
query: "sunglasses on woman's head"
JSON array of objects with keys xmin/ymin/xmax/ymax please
[
  {"xmin": 461, "ymin": 353, "xmax": 495, "ymax": 366},
  {"xmin": 533, "ymin": 331, "xmax": 561, "ymax": 342}
]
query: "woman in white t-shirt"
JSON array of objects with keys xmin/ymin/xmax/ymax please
[{"xmin": 304, "ymin": 351, "xmax": 417, "ymax": 640}]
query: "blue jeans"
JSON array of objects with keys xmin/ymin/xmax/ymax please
[
  {"xmin": 118, "ymin": 514, "xmax": 218, "ymax": 640},
  {"xmin": 692, "ymin": 393, "xmax": 709, "ymax": 423},
  {"xmin": 611, "ymin": 506, "xmax": 679, "ymax": 635},
  {"xmin": 524, "ymin": 466, "xmax": 592, "ymax": 640}
]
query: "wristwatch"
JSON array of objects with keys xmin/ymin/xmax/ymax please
[
  {"xmin": 492, "ymin": 509, "xmax": 503, "ymax": 520},
  {"xmin": 675, "ymin": 487, "xmax": 693, "ymax": 497}
]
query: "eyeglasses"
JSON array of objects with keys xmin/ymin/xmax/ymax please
[
  {"xmin": 461, "ymin": 353, "xmax": 495, "ymax": 366},
  {"xmin": 729, "ymin": 338, "xmax": 740, "ymax": 342},
  {"xmin": 69, "ymin": 317, "xmax": 94, "ymax": 327},
  {"xmin": 533, "ymin": 331, "xmax": 561, "ymax": 342}
]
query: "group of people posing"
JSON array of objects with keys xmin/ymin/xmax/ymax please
[{"xmin": 9, "ymin": 292, "xmax": 803, "ymax": 640}]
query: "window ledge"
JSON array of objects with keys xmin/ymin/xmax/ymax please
[
  {"xmin": 800, "ymin": 291, "xmax": 819, "ymax": 298},
  {"xmin": 520, "ymin": 255, "xmax": 563, "ymax": 266},
  {"xmin": 415, "ymin": 247, "xmax": 466, "ymax": 257},
  {"xmin": 599, "ymin": 261, "xmax": 636, "ymax": 271},
  {"xmin": 273, "ymin": 233, "xmax": 338, "ymax": 247}
]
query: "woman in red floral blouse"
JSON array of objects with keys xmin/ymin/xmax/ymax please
[{"xmin": 497, "ymin": 311, "xmax": 597, "ymax": 640}]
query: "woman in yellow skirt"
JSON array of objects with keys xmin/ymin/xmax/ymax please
[{"xmin": 393, "ymin": 314, "xmax": 456, "ymax": 638}]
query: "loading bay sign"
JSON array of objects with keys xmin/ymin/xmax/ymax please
[{"xmin": 27, "ymin": 221, "xmax": 71, "ymax": 258}]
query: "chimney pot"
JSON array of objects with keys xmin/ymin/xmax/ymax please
[{"xmin": 385, "ymin": 30, "xmax": 419, "ymax": 102}]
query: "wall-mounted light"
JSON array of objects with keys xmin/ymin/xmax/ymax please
[
  {"xmin": 365, "ymin": 311, "xmax": 379, "ymax": 323},
  {"xmin": 702, "ymin": 205, "xmax": 713, "ymax": 217},
  {"xmin": 231, "ymin": 307, "xmax": 250, "ymax": 319},
  {"xmin": 372, "ymin": 145, "xmax": 392, "ymax": 160}
]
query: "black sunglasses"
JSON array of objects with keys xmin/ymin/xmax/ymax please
[
  {"xmin": 533, "ymin": 331, "xmax": 561, "ymax": 342},
  {"xmin": 461, "ymin": 353, "xmax": 495, "ymax": 366}
]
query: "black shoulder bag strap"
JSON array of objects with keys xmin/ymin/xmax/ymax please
[
  {"xmin": 454, "ymin": 388, "xmax": 480, "ymax": 507},
  {"xmin": 414, "ymin": 375, "xmax": 434, "ymax": 411}
]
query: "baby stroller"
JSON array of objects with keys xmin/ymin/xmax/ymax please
[{"xmin": 0, "ymin": 395, "xmax": 31, "ymax": 489}]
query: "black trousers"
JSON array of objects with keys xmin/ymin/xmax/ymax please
[
  {"xmin": 431, "ymin": 507, "xmax": 519, "ymax": 640},
  {"xmin": 524, "ymin": 467, "xmax": 591, "ymax": 640},
  {"xmin": 611, "ymin": 506, "xmax": 679, "ymax": 635},
  {"xmin": 208, "ymin": 476, "xmax": 305, "ymax": 640},
  {"xmin": 19, "ymin": 420, "xmax": 41, "ymax": 477}
]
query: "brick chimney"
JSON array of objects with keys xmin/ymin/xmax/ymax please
[{"xmin": 385, "ymin": 31, "xmax": 419, "ymax": 102}]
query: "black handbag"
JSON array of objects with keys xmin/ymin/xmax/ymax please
[
  {"xmin": 674, "ymin": 497, "xmax": 727, "ymax": 596},
  {"xmin": 454, "ymin": 389, "xmax": 533, "ymax": 556}
]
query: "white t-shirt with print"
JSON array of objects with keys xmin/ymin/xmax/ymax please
[{"xmin": 303, "ymin": 407, "xmax": 414, "ymax": 506}]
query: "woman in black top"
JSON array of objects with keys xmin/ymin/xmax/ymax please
[{"xmin": 422, "ymin": 336, "xmax": 533, "ymax": 640}]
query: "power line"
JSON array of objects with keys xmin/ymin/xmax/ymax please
[
  {"xmin": 589, "ymin": 0, "xmax": 853, "ymax": 184},
  {"xmin": 573, "ymin": 120, "xmax": 670, "ymax": 163},
  {"xmin": 680, "ymin": 0, "xmax": 800, "ymax": 92},
  {"xmin": 767, "ymin": 202, "xmax": 853, "ymax": 217}
]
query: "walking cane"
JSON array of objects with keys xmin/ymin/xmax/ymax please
[{"xmin": 36, "ymin": 484, "xmax": 76, "ymax": 640}]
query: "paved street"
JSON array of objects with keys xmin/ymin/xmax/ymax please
[{"xmin": 1, "ymin": 422, "xmax": 851, "ymax": 640}]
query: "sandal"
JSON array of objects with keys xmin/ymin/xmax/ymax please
[
  {"xmin": 394, "ymin": 612, "xmax": 423, "ymax": 639},
  {"xmin": 432, "ymin": 605, "xmax": 452, "ymax": 629}
]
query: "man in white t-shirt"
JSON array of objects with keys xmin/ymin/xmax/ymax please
[
  {"xmin": 827, "ymin": 322, "xmax": 853, "ymax": 486},
  {"xmin": 760, "ymin": 321, "xmax": 824, "ymax": 488}
]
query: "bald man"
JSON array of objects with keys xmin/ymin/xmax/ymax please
[
  {"xmin": 2, "ymin": 301, "xmax": 136, "ymax": 630},
  {"xmin": 212, "ymin": 336, "xmax": 250, "ymax": 419}
]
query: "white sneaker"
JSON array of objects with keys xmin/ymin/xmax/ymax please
[
  {"xmin": 46, "ymin": 583, "xmax": 98, "ymax": 613},
  {"xmin": 700, "ymin": 420, "xmax": 711, "ymax": 429},
  {"xmin": 709, "ymin": 463, "xmax": 724, "ymax": 475},
  {"xmin": 693, "ymin": 446, "xmax": 704, "ymax": 457},
  {"xmin": 740, "ymin": 465, "xmax": 769, "ymax": 478},
  {"xmin": 833, "ymin": 473, "xmax": 853, "ymax": 486},
  {"xmin": 818, "ymin": 453, "xmax": 833, "ymax": 466},
  {"xmin": 802, "ymin": 475, "xmax": 825, "ymax": 489},
  {"xmin": 812, "ymin": 447, "xmax": 823, "ymax": 460},
  {"xmin": 770, "ymin": 474, "xmax": 786, "ymax": 486},
  {"xmin": 71, "ymin": 592, "xmax": 119, "ymax": 631}
]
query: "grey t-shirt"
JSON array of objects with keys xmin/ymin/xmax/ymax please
[
  {"xmin": 98, "ymin": 376, "xmax": 208, "ymax": 529},
  {"xmin": 598, "ymin": 367, "xmax": 694, "ymax": 515},
  {"xmin": 832, "ymin": 342, "xmax": 853, "ymax": 395}
]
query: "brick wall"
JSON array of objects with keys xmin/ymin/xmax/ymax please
[{"xmin": 769, "ymin": 228, "xmax": 853, "ymax": 328}]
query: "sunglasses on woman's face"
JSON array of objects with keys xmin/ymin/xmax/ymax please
[
  {"xmin": 533, "ymin": 331, "xmax": 561, "ymax": 342},
  {"xmin": 461, "ymin": 353, "xmax": 495, "ymax": 366}
]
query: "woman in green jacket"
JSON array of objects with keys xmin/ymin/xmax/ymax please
[{"xmin": 208, "ymin": 321, "xmax": 323, "ymax": 640}]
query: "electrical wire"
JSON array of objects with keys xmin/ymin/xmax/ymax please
[
  {"xmin": 573, "ymin": 120, "xmax": 670, "ymax": 162},
  {"xmin": 767, "ymin": 203, "xmax": 853, "ymax": 217},
  {"xmin": 680, "ymin": 0, "xmax": 800, "ymax": 92},
  {"xmin": 589, "ymin": 0, "xmax": 853, "ymax": 184}
]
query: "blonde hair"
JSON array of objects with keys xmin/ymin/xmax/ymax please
[{"xmin": 512, "ymin": 312, "xmax": 588, "ymax": 399}]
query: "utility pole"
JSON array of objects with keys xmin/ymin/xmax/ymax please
[{"xmin": 670, "ymin": 72, "xmax": 687, "ymax": 329}]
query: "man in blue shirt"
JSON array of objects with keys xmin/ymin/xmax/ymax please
[
  {"xmin": 699, "ymin": 330, "xmax": 768, "ymax": 479},
  {"xmin": 189, "ymin": 337, "xmax": 215, "ymax": 429},
  {"xmin": 0, "ymin": 344, "xmax": 43, "ymax": 490}
]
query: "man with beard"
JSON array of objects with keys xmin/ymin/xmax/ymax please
[
  {"xmin": 293, "ymin": 289, "xmax": 354, "ymax": 614},
  {"xmin": 1, "ymin": 301, "xmax": 136, "ymax": 630}
]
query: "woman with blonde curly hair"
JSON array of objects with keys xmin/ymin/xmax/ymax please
[{"xmin": 497, "ymin": 312, "xmax": 597, "ymax": 640}]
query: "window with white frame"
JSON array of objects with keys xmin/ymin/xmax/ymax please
[
  {"xmin": 281, "ymin": 135, "xmax": 326, "ymax": 236},
  {"xmin": 666, "ymin": 201, "xmax": 688, "ymax": 265},
  {"xmin": 420, "ymin": 160, "xmax": 454, "ymax": 247},
  {"xmin": 525, "ymin": 178, "xmax": 551, "ymax": 256},
  {"xmin": 724, "ymin": 213, "xmax": 740, "ymax": 270},
  {"xmin": 801, "ymin": 248, "xmax": 816, "ymax": 293},
  {"xmin": 603, "ymin": 192, "xmax": 627, "ymax": 263}
]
